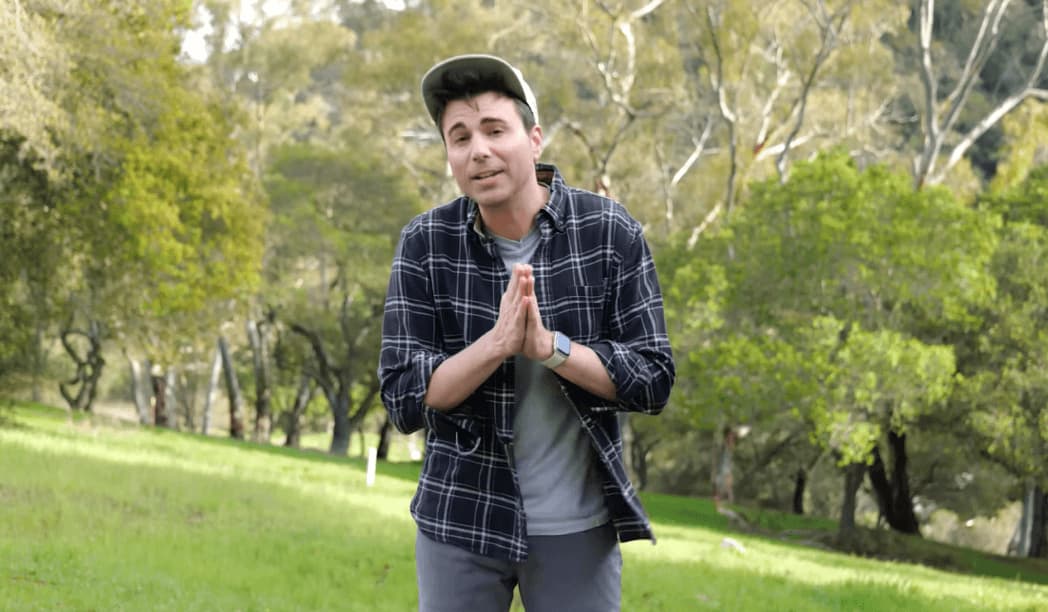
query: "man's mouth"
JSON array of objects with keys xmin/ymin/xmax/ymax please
[{"xmin": 473, "ymin": 170, "xmax": 501, "ymax": 180}]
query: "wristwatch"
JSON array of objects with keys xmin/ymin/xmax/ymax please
[{"xmin": 540, "ymin": 331, "xmax": 571, "ymax": 369}]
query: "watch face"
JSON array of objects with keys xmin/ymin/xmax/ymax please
[{"xmin": 555, "ymin": 332, "xmax": 571, "ymax": 356}]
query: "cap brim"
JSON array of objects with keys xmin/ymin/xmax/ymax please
[{"xmin": 420, "ymin": 54, "xmax": 538, "ymax": 128}]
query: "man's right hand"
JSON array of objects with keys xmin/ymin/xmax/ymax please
[
  {"xmin": 423, "ymin": 263, "xmax": 535, "ymax": 411},
  {"xmin": 489, "ymin": 263, "xmax": 533, "ymax": 360}
]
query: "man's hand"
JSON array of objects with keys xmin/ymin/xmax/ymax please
[
  {"xmin": 519, "ymin": 265, "xmax": 554, "ymax": 362},
  {"xmin": 489, "ymin": 263, "xmax": 565, "ymax": 364},
  {"xmin": 488, "ymin": 263, "xmax": 531, "ymax": 360}
]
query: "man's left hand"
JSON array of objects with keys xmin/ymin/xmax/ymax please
[{"xmin": 519, "ymin": 266, "xmax": 555, "ymax": 362}]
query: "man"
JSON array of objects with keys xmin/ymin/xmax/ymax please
[{"xmin": 379, "ymin": 54, "xmax": 675, "ymax": 612}]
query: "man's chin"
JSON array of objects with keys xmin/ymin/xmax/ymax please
[{"xmin": 468, "ymin": 192, "xmax": 508, "ymax": 209}]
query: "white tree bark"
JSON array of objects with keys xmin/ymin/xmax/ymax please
[
  {"xmin": 915, "ymin": 0, "xmax": 1048, "ymax": 187},
  {"xmin": 201, "ymin": 344, "xmax": 222, "ymax": 436}
]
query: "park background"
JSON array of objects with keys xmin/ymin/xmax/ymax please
[{"xmin": 3, "ymin": 0, "xmax": 1048, "ymax": 609}]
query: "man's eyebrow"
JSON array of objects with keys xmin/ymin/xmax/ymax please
[{"xmin": 445, "ymin": 116, "xmax": 508, "ymax": 138}]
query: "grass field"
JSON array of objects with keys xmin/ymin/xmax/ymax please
[{"xmin": 2, "ymin": 402, "xmax": 1046, "ymax": 611}]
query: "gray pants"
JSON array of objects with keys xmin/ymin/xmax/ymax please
[{"xmin": 415, "ymin": 523, "xmax": 622, "ymax": 612}]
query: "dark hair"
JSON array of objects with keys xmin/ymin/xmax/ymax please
[{"xmin": 430, "ymin": 69, "xmax": 536, "ymax": 134}]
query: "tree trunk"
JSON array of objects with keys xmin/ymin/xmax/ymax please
[
  {"xmin": 58, "ymin": 320, "xmax": 105, "ymax": 413},
  {"xmin": 218, "ymin": 336, "xmax": 245, "ymax": 440},
  {"xmin": 838, "ymin": 462, "xmax": 866, "ymax": 536},
  {"xmin": 620, "ymin": 413, "xmax": 650, "ymax": 491},
  {"xmin": 887, "ymin": 431, "xmax": 920, "ymax": 534},
  {"xmin": 32, "ymin": 323, "xmax": 44, "ymax": 403},
  {"xmin": 376, "ymin": 415, "xmax": 392, "ymax": 460},
  {"xmin": 151, "ymin": 369, "xmax": 167, "ymax": 427},
  {"xmin": 792, "ymin": 468, "xmax": 806, "ymax": 515},
  {"xmin": 284, "ymin": 373, "xmax": 313, "ymax": 448},
  {"xmin": 1009, "ymin": 484, "xmax": 1047, "ymax": 558},
  {"xmin": 164, "ymin": 369, "xmax": 178, "ymax": 431},
  {"xmin": 126, "ymin": 353, "xmax": 151, "ymax": 425},
  {"xmin": 246, "ymin": 319, "xmax": 272, "ymax": 444},
  {"xmin": 201, "ymin": 345, "xmax": 222, "ymax": 435},
  {"xmin": 869, "ymin": 433, "xmax": 921, "ymax": 535},
  {"xmin": 177, "ymin": 370, "xmax": 196, "ymax": 432},
  {"xmin": 329, "ymin": 387, "xmax": 351, "ymax": 456},
  {"xmin": 868, "ymin": 446, "xmax": 892, "ymax": 525}
]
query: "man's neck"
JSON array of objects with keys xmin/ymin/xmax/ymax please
[{"xmin": 478, "ymin": 183, "xmax": 549, "ymax": 241}]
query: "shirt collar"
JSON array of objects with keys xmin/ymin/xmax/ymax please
[{"xmin": 466, "ymin": 163, "xmax": 568, "ymax": 237}]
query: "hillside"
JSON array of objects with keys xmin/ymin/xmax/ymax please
[{"xmin": 1, "ymin": 403, "xmax": 1046, "ymax": 611}]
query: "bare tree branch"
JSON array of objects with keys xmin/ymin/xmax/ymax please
[
  {"xmin": 776, "ymin": 0, "xmax": 853, "ymax": 181},
  {"xmin": 754, "ymin": 41, "xmax": 790, "ymax": 152},
  {"xmin": 914, "ymin": 0, "xmax": 1048, "ymax": 187},
  {"xmin": 915, "ymin": 0, "xmax": 941, "ymax": 186},
  {"xmin": 699, "ymin": 2, "xmax": 740, "ymax": 215},
  {"xmin": 687, "ymin": 202, "xmax": 724, "ymax": 249},
  {"xmin": 928, "ymin": 0, "xmax": 1048, "ymax": 184},
  {"xmin": 672, "ymin": 118, "xmax": 715, "ymax": 188},
  {"xmin": 630, "ymin": 0, "xmax": 666, "ymax": 21},
  {"xmin": 289, "ymin": 322, "xmax": 336, "ymax": 401}
]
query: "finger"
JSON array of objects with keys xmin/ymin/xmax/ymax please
[
  {"xmin": 526, "ymin": 290, "xmax": 543, "ymax": 331},
  {"xmin": 506, "ymin": 266, "xmax": 523, "ymax": 302},
  {"xmin": 513, "ymin": 297, "xmax": 530, "ymax": 348}
]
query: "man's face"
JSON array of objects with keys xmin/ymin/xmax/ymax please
[{"xmin": 441, "ymin": 92, "xmax": 542, "ymax": 211}]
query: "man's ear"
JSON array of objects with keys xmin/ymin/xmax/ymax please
[{"xmin": 530, "ymin": 125, "xmax": 543, "ymax": 162}]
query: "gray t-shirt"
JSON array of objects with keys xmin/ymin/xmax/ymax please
[{"xmin": 491, "ymin": 227, "xmax": 609, "ymax": 536}]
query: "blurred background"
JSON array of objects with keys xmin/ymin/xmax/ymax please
[{"xmin": 3, "ymin": 0, "xmax": 1048, "ymax": 560}]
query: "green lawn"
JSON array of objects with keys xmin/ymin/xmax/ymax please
[{"xmin": 2, "ymin": 402, "xmax": 1046, "ymax": 611}]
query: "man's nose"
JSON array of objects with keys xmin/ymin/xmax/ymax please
[{"xmin": 470, "ymin": 136, "xmax": 491, "ymax": 160}]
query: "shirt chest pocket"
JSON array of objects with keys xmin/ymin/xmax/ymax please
[{"xmin": 548, "ymin": 284, "xmax": 606, "ymax": 343}]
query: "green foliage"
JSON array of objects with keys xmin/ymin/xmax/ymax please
[
  {"xmin": 803, "ymin": 318, "xmax": 955, "ymax": 465},
  {"xmin": 728, "ymin": 151, "xmax": 996, "ymax": 330},
  {"xmin": 663, "ymin": 152, "xmax": 995, "ymax": 491},
  {"xmin": 958, "ymin": 166, "xmax": 1048, "ymax": 487},
  {"xmin": 98, "ymin": 90, "xmax": 265, "ymax": 322},
  {"xmin": 1, "ymin": 0, "xmax": 266, "ymax": 379}
]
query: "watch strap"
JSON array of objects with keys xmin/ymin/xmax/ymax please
[{"xmin": 541, "ymin": 332, "xmax": 569, "ymax": 369}]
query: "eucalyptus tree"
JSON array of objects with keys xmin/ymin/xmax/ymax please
[{"xmin": 667, "ymin": 0, "xmax": 907, "ymax": 241}]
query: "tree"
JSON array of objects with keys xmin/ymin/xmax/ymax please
[
  {"xmin": 676, "ymin": 152, "xmax": 995, "ymax": 534},
  {"xmin": 671, "ymin": 0, "xmax": 907, "ymax": 241},
  {"xmin": 1, "ymin": 1, "xmax": 265, "ymax": 414},
  {"xmin": 959, "ymin": 164, "xmax": 1048, "ymax": 556},
  {"xmin": 264, "ymin": 141, "xmax": 422, "ymax": 454}
]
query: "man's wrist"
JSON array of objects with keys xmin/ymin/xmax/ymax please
[{"xmin": 540, "ymin": 331, "xmax": 571, "ymax": 369}]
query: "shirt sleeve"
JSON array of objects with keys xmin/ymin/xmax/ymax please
[
  {"xmin": 378, "ymin": 223, "xmax": 450, "ymax": 434},
  {"xmin": 588, "ymin": 219, "xmax": 676, "ymax": 414}
]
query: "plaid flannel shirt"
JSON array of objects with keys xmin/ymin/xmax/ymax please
[{"xmin": 378, "ymin": 164, "xmax": 675, "ymax": 562}]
